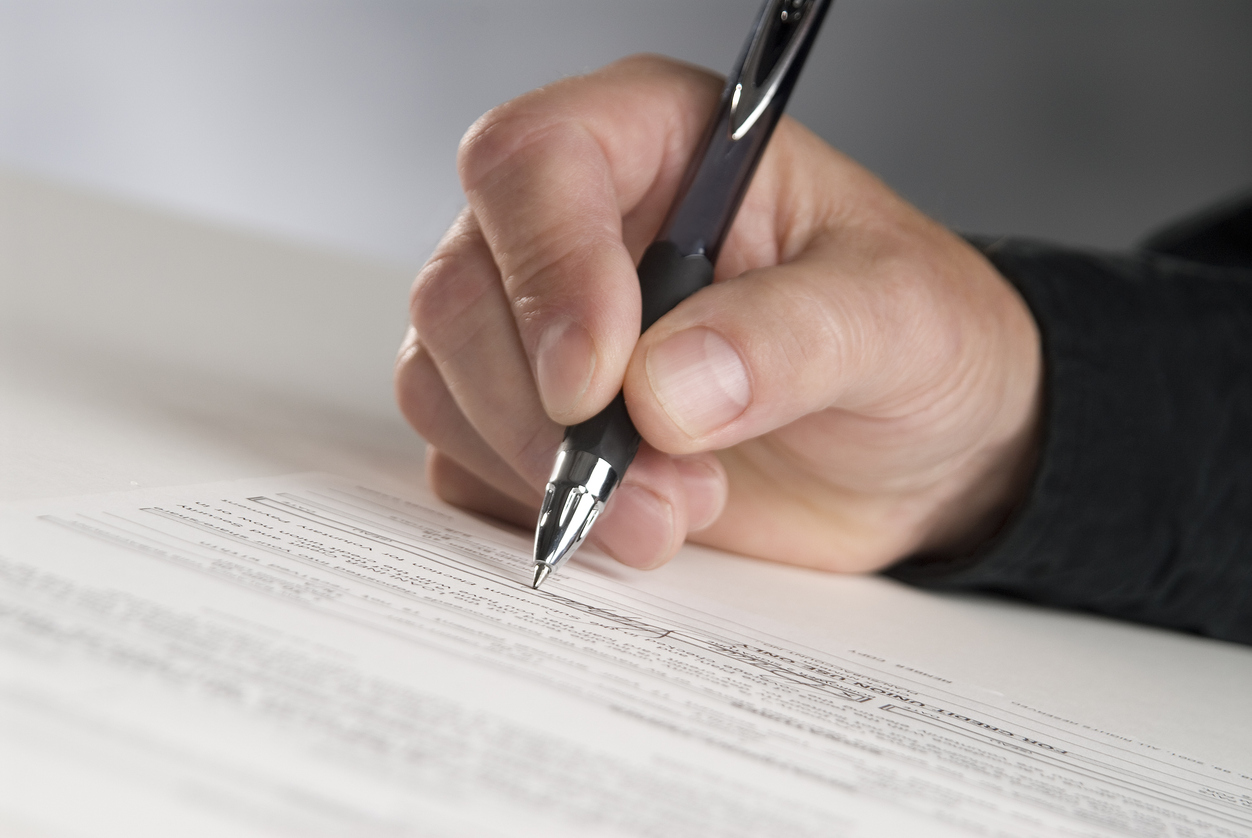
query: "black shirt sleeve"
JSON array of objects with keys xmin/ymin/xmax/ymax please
[{"xmin": 887, "ymin": 197, "xmax": 1252, "ymax": 645}]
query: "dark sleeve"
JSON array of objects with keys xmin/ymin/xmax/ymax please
[{"xmin": 887, "ymin": 200, "xmax": 1252, "ymax": 645}]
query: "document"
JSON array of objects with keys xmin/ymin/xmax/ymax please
[{"xmin": 1, "ymin": 475, "xmax": 1249, "ymax": 837}]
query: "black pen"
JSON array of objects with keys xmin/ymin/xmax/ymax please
[{"xmin": 531, "ymin": 0, "xmax": 833, "ymax": 589}]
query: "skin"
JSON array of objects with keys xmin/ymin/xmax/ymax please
[{"xmin": 395, "ymin": 55, "xmax": 1042, "ymax": 575}]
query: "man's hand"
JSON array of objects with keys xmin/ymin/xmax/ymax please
[{"xmin": 396, "ymin": 55, "xmax": 1041, "ymax": 574}]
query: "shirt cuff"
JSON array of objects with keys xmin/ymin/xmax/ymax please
[{"xmin": 887, "ymin": 237, "xmax": 1252, "ymax": 644}]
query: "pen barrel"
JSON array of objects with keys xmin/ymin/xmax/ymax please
[{"xmin": 659, "ymin": 0, "xmax": 832, "ymax": 264}]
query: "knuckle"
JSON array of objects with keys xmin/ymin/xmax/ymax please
[
  {"xmin": 457, "ymin": 102, "xmax": 556, "ymax": 195},
  {"xmin": 607, "ymin": 52, "xmax": 668, "ymax": 73},
  {"xmin": 503, "ymin": 231, "xmax": 620, "ymax": 327},
  {"xmin": 757, "ymin": 273, "xmax": 852, "ymax": 390},
  {"xmin": 408, "ymin": 247, "xmax": 492, "ymax": 350},
  {"xmin": 394, "ymin": 347, "xmax": 445, "ymax": 440},
  {"xmin": 606, "ymin": 53, "xmax": 720, "ymax": 90},
  {"xmin": 502, "ymin": 233, "xmax": 583, "ymax": 309}
]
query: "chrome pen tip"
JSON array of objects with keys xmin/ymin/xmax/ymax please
[
  {"xmin": 530, "ymin": 450, "xmax": 619, "ymax": 590},
  {"xmin": 531, "ymin": 563, "xmax": 552, "ymax": 590},
  {"xmin": 531, "ymin": 479, "xmax": 604, "ymax": 583}
]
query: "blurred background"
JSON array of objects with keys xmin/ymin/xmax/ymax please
[{"xmin": 3, "ymin": 0, "xmax": 1251, "ymax": 269}]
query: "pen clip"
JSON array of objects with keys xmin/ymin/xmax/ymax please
[{"xmin": 729, "ymin": 0, "xmax": 823, "ymax": 141}]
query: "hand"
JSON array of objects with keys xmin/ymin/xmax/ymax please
[{"xmin": 396, "ymin": 54, "xmax": 1041, "ymax": 574}]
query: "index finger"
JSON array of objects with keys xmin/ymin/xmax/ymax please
[{"xmin": 457, "ymin": 55, "xmax": 723, "ymax": 425}]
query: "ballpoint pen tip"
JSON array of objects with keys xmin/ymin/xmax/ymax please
[{"xmin": 531, "ymin": 564, "xmax": 551, "ymax": 590}]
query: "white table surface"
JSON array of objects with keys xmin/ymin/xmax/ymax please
[{"xmin": 2, "ymin": 168, "xmax": 424, "ymax": 501}]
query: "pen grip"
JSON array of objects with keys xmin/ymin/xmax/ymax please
[
  {"xmin": 560, "ymin": 241, "xmax": 714, "ymax": 476},
  {"xmin": 638, "ymin": 240, "xmax": 715, "ymax": 332},
  {"xmin": 562, "ymin": 392, "xmax": 638, "ymax": 477}
]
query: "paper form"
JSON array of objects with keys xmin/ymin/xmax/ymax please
[{"xmin": 1, "ymin": 475, "xmax": 1249, "ymax": 837}]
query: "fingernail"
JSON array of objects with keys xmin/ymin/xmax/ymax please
[
  {"xmin": 591, "ymin": 483, "xmax": 673, "ymax": 569},
  {"xmin": 536, "ymin": 317, "xmax": 596, "ymax": 419},
  {"xmin": 675, "ymin": 456, "xmax": 727, "ymax": 532},
  {"xmin": 646, "ymin": 328, "xmax": 751, "ymax": 438}
]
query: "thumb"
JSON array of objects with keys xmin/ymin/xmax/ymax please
[{"xmin": 621, "ymin": 231, "xmax": 1020, "ymax": 455}]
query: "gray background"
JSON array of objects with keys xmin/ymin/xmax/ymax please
[{"xmin": 2, "ymin": 0, "xmax": 1251, "ymax": 268}]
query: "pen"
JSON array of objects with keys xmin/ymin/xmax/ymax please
[{"xmin": 531, "ymin": 0, "xmax": 833, "ymax": 589}]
